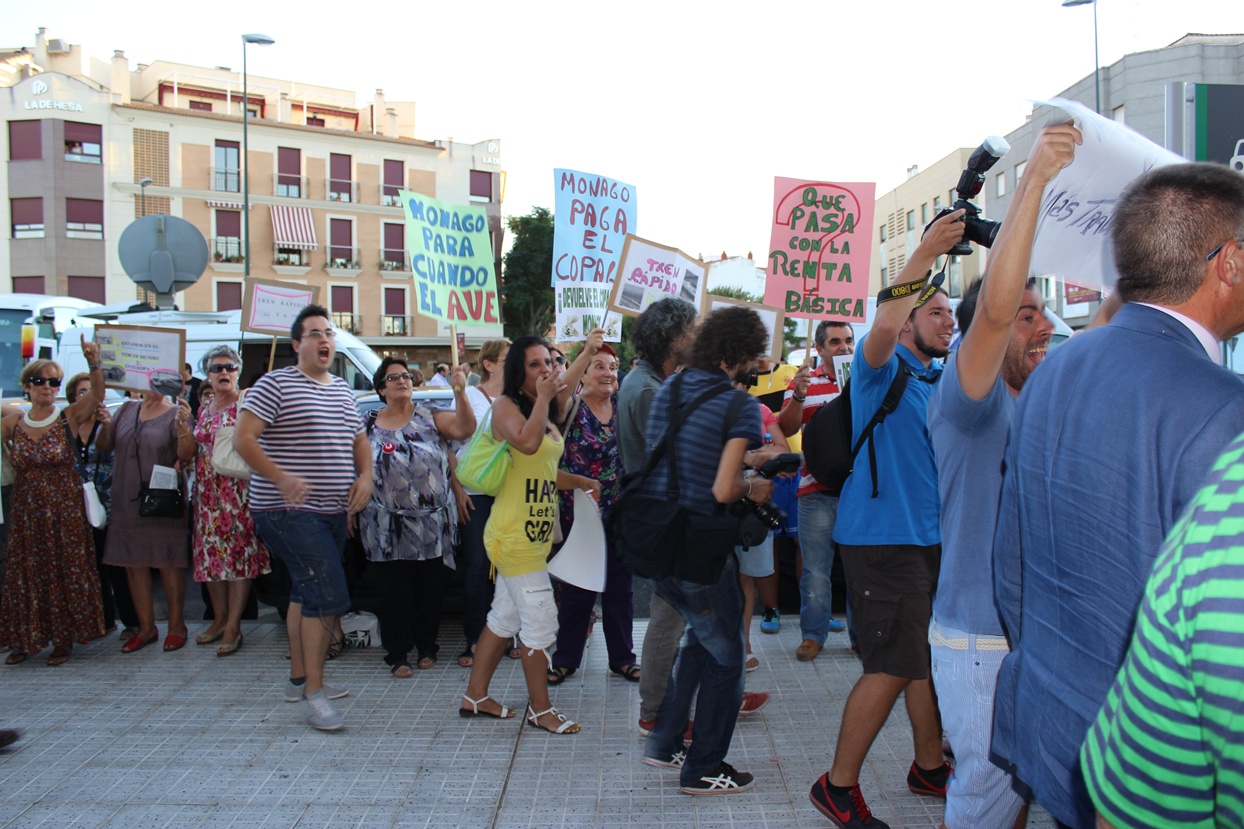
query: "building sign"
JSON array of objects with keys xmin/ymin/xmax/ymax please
[
  {"xmin": 473, "ymin": 139, "xmax": 502, "ymax": 168},
  {"xmin": 1064, "ymin": 283, "xmax": 1100, "ymax": 305},
  {"xmin": 18, "ymin": 72, "xmax": 87, "ymax": 112},
  {"xmin": 1192, "ymin": 84, "xmax": 1244, "ymax": 168}
]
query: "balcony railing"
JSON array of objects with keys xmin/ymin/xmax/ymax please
[
  {"xmin": 331, "ymin": 312, "xmax": 362, "ymax": 335},
  {"xmin": 212, "ymin": 236, "xmax": 243, "ymax": 262},
  {"xmin": 380, "ymin": 250, "xmax": 410, "ymax": 272},
  {"xmin": 326, "ymin": 247, "xmax": 361, "ymax": 270},
  {"xmin": 382, "ymin": 314, "xmax": 412, "ymax": 336},
  {"xmin": 326, "ymin": 178, "xmax": 358, "ymax": 203},
  {"xmin": 273, "ymin": 174, "xmax": 307, "ymax": 199},
  {"xmin": 273, "ymin": 247, "xmax": 306, "ymax": 267},
  {"xmin": 211, "ymin": 167, "xmax": 241, "ymax": 192},
  {"xmin": 380, "ymin": 187, "xmax": 402, "ymax": 207}
]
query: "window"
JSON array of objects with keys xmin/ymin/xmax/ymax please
[
  {"xmin": 277, "ymin": 147, "xmax": 301, "ymax": 198},
  {"xmin": 306, "ymin": 115, "xmax": 325, "ymax": 127},
  {"xmin": 1014, "ymin": 161, "xmax": 1027, "ymax": 183},
  {"xmin": 213, "ymin": 210, "xmax": 242, "ymax": 262},
  {"xmin": 11, "ymin": 198, "xmax": 44, "ymax": 239},
  {"xmin": 921, "ymin": 203, "xmax": 928, "ymax": 225},
  {"xmin": 933, "ymin": 195, "xmax": 941, "ymax": 210},
  {"xmin": 216, "ymin": 281, "xmax": 243, "ymax": 311},
  {"xmin": 905, "ymin": 211, "xmax": 915, "ymax": 231},
  {"xmin": 880, "ymin": 266, "xmax": 888, "ymax": 285},
  {"xmin": 330, "ymin": 285, "xmax": 358, "ymax": 333},
  {"xmin": 214, "ymin": 140, "xmax": 240, "ymax": 192},
  {"xmin": 66, "ymin": 198, "xmax": 103, "ymax": 239},
  {"xmin": 996, "ymin": 172, "xmax": 1006, "ymax": 198},
  {"xmin": 470, "ymin": 170, "xmax": 493, "ymax": 203},
  {"xmin": 384, "ymin": 287, "xmax": 407, "ymax": 335},
  {"xmin": 1112, "ymin": 104, "xmax": 1125, "ymax": 124},
  {"xmin": 382, "ymin": 159, "xmax": 403, "ymax": 206},
  {"xmin": 382, "ymin": 223, "xmax": 406, "ymax": 270},
  {"xmin": 12, "ymin": 276, "xmax": 44, "ymax": 294},
  {"xmin": 67, "ymin": 276, "xmax": 106, "ymax": 304},
  {"xmin": 64, "ymin": 122, "xmax": 102, "ymax": 163},
  {"xmin": 879, "ymin": 224, "xmax": 887, "ymax": 243},
  {"xmin": 189, "ymin": 101, "xmax": 213, "ymax": 112},
  {"xmin": 328, "ymin": 154, "xmax": 352, "ymax": 202},
  {"xmin": 329, "ymin": 218, "xmax": 356, "ymax": 268},
  {"xmin": 9, "ymin": 121, "xmax": 41, "ymax": 160}
]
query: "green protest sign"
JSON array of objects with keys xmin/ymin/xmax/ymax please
[{"xmin": 400, "ymin": 190, "xmax": 500, "ymax": 325}]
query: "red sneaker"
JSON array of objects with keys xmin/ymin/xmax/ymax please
[{"xmin": 739, "ymin": 691, "xmax": 769, "ymax": 717}]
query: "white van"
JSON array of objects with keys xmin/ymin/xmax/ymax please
[
  {"xmin": 0, "ymin": 294, "xmax": 103, "ymax": 397},
  {"xmin": 59, "ymin": 309, "xmax": 383, "ymax": 394}
]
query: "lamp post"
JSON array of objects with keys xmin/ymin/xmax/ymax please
[
  {"xmin": 240, "ymin": 33, "xmax": 275, "ymax": 277},
  {"xmin": 139, "ymin": 177, "xmax": 153, "ymax": 217},
  {"xmin": 1061, "ymin": 0, "xmax": 1100, "ymax": 114}
]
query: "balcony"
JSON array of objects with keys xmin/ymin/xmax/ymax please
[
  {"xmin": 379, "ymin": 250, "xmax": 411, "ymax": 274},
  {"xmin": 211, "ymin": 167, "xmax": 241, "ymax": 193},
  {"xmin": 325, "ymin": 247, "xmax": 361, "ymax": 276},
  {"xmin": 273, "ymin": 174, "xmax": 307, "ymax": 199},
  {"xmin": 273, "ymin": 246, "xmax": 311, "ymax": 277},
  {"xmin": 380, "ymin": 187, "xmax": 402, "ymax": 207},
  {"xmin": 331, "ymin": 312, "xmax": 362, "ymax": 335},
  {"xmin": 326, "ymin": 178, "xmax": 358, "ymax": 203},
  {"xmin": 382, "ymin": 314, "xmax": 413, "ymax": 336},
  {"xmin": 211, "ymin": 236, "xmax": 244, "ymax": 272}
]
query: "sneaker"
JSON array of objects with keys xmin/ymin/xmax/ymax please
[
  {"xmin": 642, "ymin": 749, "xmax": 686, "ymax": 770},
  {"xmin": 907, "ymin": 760, "xmax": 952, "ymax": 798},
  {"xmin": 760, "ymin": 608, "xmax": 781, "ymax": 634},
  {"xmin": 739, "ymin": 691, "xmax": 769, "ymax": 717},
  {"xmin": 284, "ymin": 679, "xmax": 350, "ymax": 703},
  {"xmin": 638, "ymin": 718, "xmax": 655, "ymax": 737},
  {"xmin": 828, "ymin": 618, "xmax": 846, "ymax": 632},
  {"xmin": 680, "ymin": 761, "xmax": 755, "ymax": 795},
  {"xmin": 301, "ymin": 689, "xmax": 344, "ymax": 731},
  {"xmin": 809, "ymin": 772, "xmax": 890, "ymax": 828}
]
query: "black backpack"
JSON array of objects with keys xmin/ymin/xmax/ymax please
[{"xmin": 801, "ymin": 365, "xmax": 912, "ymax": 499}]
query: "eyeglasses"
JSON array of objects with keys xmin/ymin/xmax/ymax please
[
  {"xmin": 383, "ymin": 372, "xmax": 413, "ymax": 384},
  {"xmin": 28, "ymin": 376, "xmax": 62, "ymax": 388},
  {"xmin": 301, "ymin": 329, "xmax": 336, "ymax": 340},
  {"xmin": 1207, "ymin": 238, "xmax": 1244, "ymax": 261},
  {"xmin": 208, "ymin": 363, "xmax": 240, "ymax": 373}
]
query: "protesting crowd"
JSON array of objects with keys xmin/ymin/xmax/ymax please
[{"xmin": 5, "ymin": 125, "xmax": 1244, "ymax": 829}]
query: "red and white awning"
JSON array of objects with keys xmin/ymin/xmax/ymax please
[
  {"xmin": 206, "ymin": 199, "xmax": 244, "ymax": 209},
  {"xmin": 270, "ymin": 205, "xmax": 317, "ymax": 250}
]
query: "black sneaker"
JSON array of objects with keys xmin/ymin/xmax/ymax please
[
  {"xmin": 642, "ymin": 750, "xmax": 685, "ymax": 770},
  {"xmin": 809, "ymin": 772, "xmax": 889, "ymax": 828},
  {"xmin": 906, "ymin": 760, "xmax": 952, "ymax": 798},
  {"xmin": 760, "ymin": 607, "xmax": 780, "ymax": 633},
  {"xmin": 680, "ymin": 761, "xmax": 755, "ymax": 795}
]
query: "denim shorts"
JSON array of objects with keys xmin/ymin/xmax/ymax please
[
  {"xmin": 486, "ymin": 569, "xmax": 558, "ymax": 652},
  {"xmin": 253, "ymin": 509, "xmax": 349, "ymax": 618},
  {"xmin": 771, "ymin": 475, "xmax": 799, "ymax": 536},
  {"xmin": 735, "ymin": 535, "xmax": 774, "ymax": 578}
]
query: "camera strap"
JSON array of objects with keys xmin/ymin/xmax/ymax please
[{"xmin": 876, "ymin": 265, "xmax": 948, "ymax": 308}]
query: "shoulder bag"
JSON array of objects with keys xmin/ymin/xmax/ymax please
[
  {"xmin": 211, "ymin": 390, "xmax": 253, "ymax": 480},
  {"xmin": 132, "ymin": 404, "xmax": 185, "ymax": 519},
  {"xmin": 456, "ymin": 405, "xmax": 511, "ymax": 496},
  {"xmin": 64, "ymin": 413, "xmax": 107, "ymax": 529}
]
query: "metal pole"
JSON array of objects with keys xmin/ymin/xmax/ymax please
[
  {"xmin": 1092, "ymin": 0, "xmax": 1101, "ymax": 113},
  {"xmin": 242, "ymin": 41, "xmax": 250, "ymax": 277}
]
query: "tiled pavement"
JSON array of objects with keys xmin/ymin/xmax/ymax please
[{"xmin": 0, "ymin": 616, "xmax": 1055, "ymax": 828}]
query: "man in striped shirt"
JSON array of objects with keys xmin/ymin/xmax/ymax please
[
  {"xmin": 235, "ymin": 304, "xmax": 372, "ymax": 732},
  {"xmin": 1082, "ymin": 432, "xmax": 1244, "ymax": 829}
]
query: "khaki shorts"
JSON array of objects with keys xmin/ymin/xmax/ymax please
[{"xmin": 840, "ymin": 544, "xmax": 941, "ymax": 679}]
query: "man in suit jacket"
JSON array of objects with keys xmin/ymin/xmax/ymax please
[
  {"xmin": 182, "ymin": 363, "xmax": 203, "ymax": 421},
  {"xmin": 992, "ymin": 162, "xmax": 1244, "ymax": 828}
]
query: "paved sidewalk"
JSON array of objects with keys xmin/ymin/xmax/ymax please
[{"xmin": 0, "ymin": 617, "xmax": 1054, "ymax": 828}]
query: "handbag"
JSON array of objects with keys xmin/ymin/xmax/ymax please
[
  {"xmin": 456, "ymin": 406, "xmax": 511, "ymax": 495},
  {"xmin": 63, "ymin": 413, "xmax": 108, "ymax": 528},
  {"xmin": 211, "ymin": 391, "xmax": 253, "ymax": 480},
  {"xmin": 131, "ymin": 404, "xmax": 185, "ymax": 519},
  {"xmin": 82, "ymin": 481, "xmax": 107, "ymax": 528}
]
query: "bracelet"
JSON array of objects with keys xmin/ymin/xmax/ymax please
[
  {"xmin": 792, "ymin": 393, "xmax": 806, "ymax": 403},
  {"xmin": 88, "ymin": 363, "xmax": 101, "ymax": 371},
  {"xmin": 744, "ymin": 477, "xmax": 753, "ymax": 499}
]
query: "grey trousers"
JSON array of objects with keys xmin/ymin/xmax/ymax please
[{"xmin": 638, "ymin": 590, "xmax": 687, "ymax": 722}]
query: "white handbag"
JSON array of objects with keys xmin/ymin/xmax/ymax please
[
  {"xmin": 82, "ymin": 481, "xmax": 107, "ymax": 529},
  {"xmin": 210, "ymin": 392, "xmax": 253, "ymax": 480}
]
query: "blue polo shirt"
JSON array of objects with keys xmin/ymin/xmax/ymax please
[{"xmin": 832, "ymin": 338, "xmax": 942, "ymax": 547}]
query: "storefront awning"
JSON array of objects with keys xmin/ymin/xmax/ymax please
[
  {"xmin": 205, "ymin": 199, "xmax": 244, "ymax": 209},
  {"xmin": 270, "ymin": 205, "xmax": 317, "ymax": 250}
]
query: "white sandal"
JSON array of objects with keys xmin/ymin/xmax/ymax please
[
  {"xmin": 526, "ymin": 705, "xmax": 581, "ymax": 734},
  {"xmin": 459, "ymin": 694, "xmax": 514, "ymax": 719}
]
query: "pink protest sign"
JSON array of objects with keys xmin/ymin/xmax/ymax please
[{"xmin": 764, "ymin": 178, "xmax": 875, "ymax": 322}]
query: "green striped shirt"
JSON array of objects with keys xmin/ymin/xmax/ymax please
[{"xmin": 1081, "ymin": 433, "xmax": 1244, "ymax": 829}]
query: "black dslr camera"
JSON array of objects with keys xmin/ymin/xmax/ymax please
[
  {"xmin": 734, "ymin": 452, "xmax": 802, "ymax": 549},
  {"xmin": 931, "ymin": 136, "xmax": 1010, "ymax": 256}
]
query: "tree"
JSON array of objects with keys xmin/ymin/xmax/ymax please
[
  {"xmin": 706, "ymin": 286, "xmax": 803, "ymax": 360},
  {"xmin": 500, "ymin": 207, "xmax": 556, "ymax": 339}
]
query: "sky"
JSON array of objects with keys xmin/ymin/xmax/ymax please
[{"xmin": 4, "ymin": 1, "xmax": 1239, "ymax": 293}]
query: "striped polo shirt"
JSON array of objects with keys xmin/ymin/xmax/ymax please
[
  {"xmin": 1081, "ymin": 431, "xmax": 1244, "ymax": 829},
  {"xmin": 241, "ymin": 366, "xmax": 364, "ymax": 514}
]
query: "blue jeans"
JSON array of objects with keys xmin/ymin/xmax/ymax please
[
  {"xmin": 647, "ymin": 555, "xmax": 745, "ymax": 786},
  {"xmin": 253, "ymin": 510, "xmax": 349, "ymax": 618},
  {"xmin": 797, "ymin": 491, "xmax": 840, "ymax": 643}
]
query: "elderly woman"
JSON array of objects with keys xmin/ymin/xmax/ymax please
[
  {"xmin": 104, "ymin": 381, "xmax": 196, "ymax": 653},
  {"xmin": 189, "ymin": 346, "xmax": 270, "ymax": 656},
  {"xmin": 0, "ymin": 341, "xmax": 106, "ymax": 665},
  {"xmin": 355, "ymin": 356, "xmax": 475, "ymax": 676},
  {"xmin": 547, "ymin": 342, "xmax": 637, "ymax": 685},
  {"xmin": 66, "ymin": 372, "xmax": 138, "ymax": 641}
]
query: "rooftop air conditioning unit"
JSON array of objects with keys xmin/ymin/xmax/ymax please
[{"xmin": 47, "ymin": 39, "xmax": 70, "ymax": 54}]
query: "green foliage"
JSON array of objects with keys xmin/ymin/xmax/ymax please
[
  {"xmin": 500, "ymin": 207, "xmax": 556, "ymax": 339},
  {"xmin": 705, "ymin": 286, "xmax": 802, "ymax": 361}
]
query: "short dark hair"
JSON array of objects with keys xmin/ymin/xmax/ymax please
[
  {"xmin": 1114, "ymin": 162, "xmax": 1244, "ymax": 304},
  {"xmin": 688, "ymin": 306, "xmax": 768, "ymax": 372},
  {"xmin": 372, "ymin": 356, "xmax": 409, "ymax": 400},
  {"xmin": 958, "ymin": 277, "xmax": 1039, "ymax": 336},
  {"xmin": 291, "ymin": 303, "xmax": 330, "ymax": 341},
  {"xmin": 630, "ymin": 298, "xmax": 698, "ymax": 365},
  {"xmin": 815, "ymin": 320, "xmax": 853, "ymax": 348},
  {"xmin": 503, "ymin": 335, "xmax": 559, "ymax": 424}
]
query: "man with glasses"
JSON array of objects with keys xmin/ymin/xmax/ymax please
[
  {"xmin": 990, "ymin": 162, "xmax": 1244, "ymax": 828},
  {"xmin": 234, "ymin": 304, "xmax": 372, "ymax": 732}
]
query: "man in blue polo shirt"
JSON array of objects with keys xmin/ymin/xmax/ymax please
[{"xmin": 809, "ymin": 210, "xmax": 965, "ymax": 829}]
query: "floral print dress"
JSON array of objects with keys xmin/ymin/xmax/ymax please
[
  {"xmin": 192, "ymin": 399, "xmax": 270, "ymax": 582},
  {"xmin": 558, "ymin": 395, "xmax": 623, "ymax": 532}
]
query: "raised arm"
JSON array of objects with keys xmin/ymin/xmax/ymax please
[
  {"xmin": 491, "ymin": 370, "xmax": 563, "ymax": 455},
  {"xmin": 434, "ymin": 364, "xmax": 478, "ymax": 441},
  {"xmin": 64, "ymin": 335, "xmax": 105, "ymax": 431},
  {"xmin": 557, "ymin": 328, "xmax": 604, "ymax": 415}
]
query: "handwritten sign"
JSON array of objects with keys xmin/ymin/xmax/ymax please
[
  {"xmin": 241, "ymin": 278, "xmax": 321, "ymax": 336},
  {"xmin": 704, "ymin": 294, "xmax": 786, "ymax": 364},
  {"xmin": 1030, "ymin": 98, "xmax": 1183, "ymax": 292},
  {"xmin": 401, "ymin": 190, "xmax": 500, "ymax": 326},
  {"xmin": 765, "ymin": 178, "xmax": 875, "ymax": 322},
  {"xmin": 94, "ymin": 324, "xmax": 186, "ymax": 397},
  {"xmin": 606, "ymin": 235, "xmax": 706, "ymax": 319},
  {"xmin": 552, "ymin": 169, "xmax": 635, "ymax": 341}
]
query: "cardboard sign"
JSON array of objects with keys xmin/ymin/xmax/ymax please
[
  {"xmin": 1030, "ymin": 98, "xmax": 1183, "ymax": 292},
  {"xmin": 703, "ymin": 293, "xmax": 786, "ymax": 364},
  {"xmin": 765, "ymin": 178, "xmax": 876, "ymax": 323},
  {"xmin": 94, "ymin": 325, "xmax": 187, "ymax": 397},
  {"xmin": 606, "ymin": 234, "xmax": 706, "ymax": 318},
  {"xmin": 552, "ymin": 169, "xmax": 635, "ymax": 342},
  {"xmin": 400, "ymin": 190, "xmax": 500, "ymax": 326},
  {"xmin": 241, "ymin": 278, "xmax": 321, "ymax": 337}
]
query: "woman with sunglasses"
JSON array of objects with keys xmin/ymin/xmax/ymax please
[
  {"xmin": 0, "ymin": 343, "xmax": 106, "ymax": 665},
  {"xmin": 354, "ymin": 357, "xmax": 475, "ymax": 677},
  {"xmin": 188, "ymin": 346, "xmax": 270, "ymax": 656}
]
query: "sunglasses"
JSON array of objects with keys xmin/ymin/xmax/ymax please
[
  {"xmin": 208, "ymin": 363, "xmax": 240, "ymax": 373},
  {"xmin": 28, "ymin": 376, "xmax": 62, "ymax": 388},
  {"xmin": 554, "ymin": 356, "xmax": 568, "ymax": 366},
  {"xmin": 383, "ymin": 372, "xmax": 413, "ymax": 383}
]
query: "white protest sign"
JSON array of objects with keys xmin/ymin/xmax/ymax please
[
  {"xmin": 606, "ymin": 235, "xmax": 706, "ymax": 319},
  {"xmin": 552, "ymin": 169, "xmax": 634, "ymax": 342},
  {"xmin": 1030, "ymin": 98, "xmax": 1183, "ymax": 292},
  {"xmin": 547, "ymin": 489, "xmax": 606, "ymax": 592},
  {"xmin": 241, "ymin": 278, "xmax": 321, "ymax": 337},
  {"xmin": 94, "ymin": 325, "xmax": 187, "ymax": 397}
]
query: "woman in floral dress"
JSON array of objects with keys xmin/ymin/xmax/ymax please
[{"xmin": 190, "ymin": 346, "xmax": 269, "ymax": 656}]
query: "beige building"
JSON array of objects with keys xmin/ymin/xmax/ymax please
[
  {"xmin": 870, "ymin": 148, "xmax": 988, "ymax": 301},
  {"xmin": 1, "ymin": 28, "xmax": 504, "ymax": 358}
]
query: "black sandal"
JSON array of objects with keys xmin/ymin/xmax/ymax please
[
  {"xmin": 390, "ymin": 660, "xmax": 414, "ymax": 678},
  {"xmin": 610, "ymin": 664, "xmax": 641, "ymax": 682},
  {"xmin": 326, "ymin": 636, "xmax": 343, "ymax": 660},
  {"xmin": 456, "ymin": 647, "xmax": 474, "ymax": 668},
  {"xmin": 547, "ymin": 665, "xmax": 576, "ymax": 685}
]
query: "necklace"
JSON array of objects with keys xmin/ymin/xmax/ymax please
[{"xmin": 23, "ymin": 409, "xmax": 58, "ymax": 428}]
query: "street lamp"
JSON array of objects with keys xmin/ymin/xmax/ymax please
[
  {"xmin": 241, "ymin": 33, "xmax": 275, "ymax": 277},
  {"xmin": 1062, "ymin": 0, "xmax": 1100, "ymax": 114},
  {"xmin": 139, "ymin": 177, "xmax": 153, "ymax": 217}
]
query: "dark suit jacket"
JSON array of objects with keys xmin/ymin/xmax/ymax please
[
  {"xmin": 992, "ymin": 303, "xmax": 1244, "ymax": 827},
  {"xmin": 184, "ymin": 375, "xmax": 203, "ymax": 420}
]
